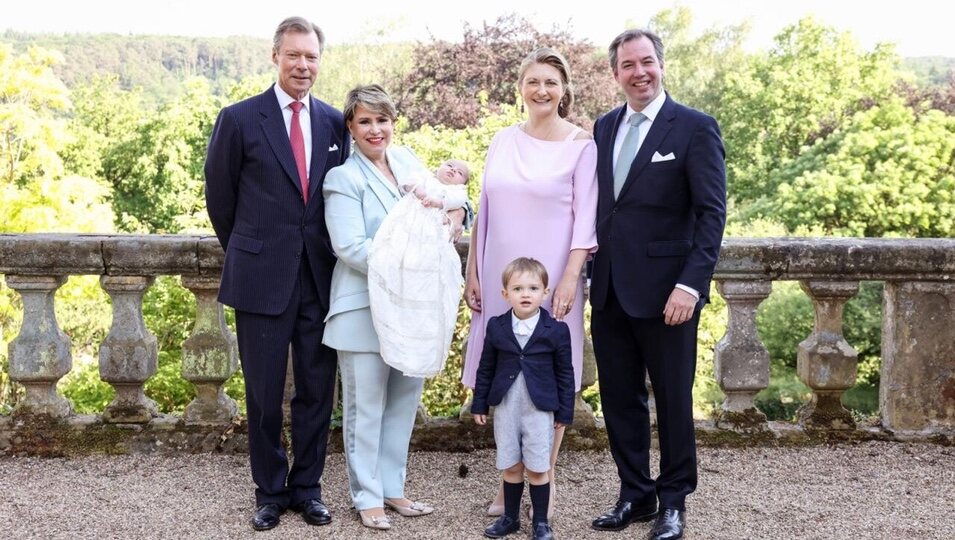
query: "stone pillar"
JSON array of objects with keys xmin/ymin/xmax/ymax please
[
  {"xmin": 5, "ymin": 275, "xmax": 72, "ymax": 417},
  {"xmin": 714, "ymin": 280, "xmax": 772, "ymax": 431},
  {"xmin": 573, "ymin": 331, "xmax": 597, "ymax": 429},
  {"xmin": 881, "ymin": 281, "xmax": 955, "ymax": 432},
  {"xmin": 797, "ymin": 280, "xmax": 859, "ymax": 430},
  {"xmin": 180, "ymin": 276, "xmax": 238, "ymax": 425},
  {"xmin": 99, "ymin": 275, "xmax": 159, "ymax": 423}
]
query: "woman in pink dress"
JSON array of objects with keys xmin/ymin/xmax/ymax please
[{"xmin": 463, "ymin": 47, "xmax": 598, "ymax": 519}]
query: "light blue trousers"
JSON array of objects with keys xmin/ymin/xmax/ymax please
[{"xmin": 338, "ymin": 351, "xmax": 425, "ymax": 510}]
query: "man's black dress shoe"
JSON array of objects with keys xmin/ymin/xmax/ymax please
[
  {"xmin": 531, "ymin": 521, "xmax": 556, "ymax": 540},
  {"xmin": 592, "ymin": 500, "xmax": 658, "ymax": 531},
  {"xmin": 484, "ymin": 515, "xmax": 520, "ymax": 538},
  {"xmin": 647, "ymin": 508, "xmax": 686, "ymax": 540},
  {"xmin": 251, "ymin": 503, "xmax": 284, "ymax": 531},
  {"xmin": 291, "ymin": 498, "xmax": 332, "ymax": 526}
]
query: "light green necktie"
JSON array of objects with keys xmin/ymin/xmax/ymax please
[{"xmin": 613, "ymin": 112, "xmax": 647, "ymax": 199}]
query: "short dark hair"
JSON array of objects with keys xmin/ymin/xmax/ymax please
[
  {"xmin": 273, "ymin": 16, "xmax": 325, "ymax": 54},
  {"xmin": 608, "ymin": 29, "xmax": 665, "ymax": 73},
  {"xmin": 501, "ymin": 257, "xmax": 549, "ymax": 288}
]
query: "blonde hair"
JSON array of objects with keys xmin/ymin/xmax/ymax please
[
  {"xmin": 343, "ymin": 84, "xmax": 397, "ymax": 123},
  {"xmin": 501, "ymin": 257, "xmax": 549, "ymax": 288},
  {"xmin": 517, "ymin": 47, "xmax": 575, "ymax": 118}
]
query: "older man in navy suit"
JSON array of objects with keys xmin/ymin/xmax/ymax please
[
  {"xmin": 204, "ymin": 16, "xmax": 349, "ymax": 532},
  {"xmin": 589, "ymin": 29, "xmax": 726, "ymax": 540}
]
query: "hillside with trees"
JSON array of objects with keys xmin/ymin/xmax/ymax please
[{"xmin": 1, "ymin": 9, "xmax": 953, "ymax": 420}]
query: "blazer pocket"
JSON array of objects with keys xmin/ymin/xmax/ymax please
[
  {"xmin": 229, "ymin": 232, "xmax": 263, "ymax": 254},
  {"xmin": 647, "ymin": 240, "xmax": 691, "ymax": 257}
]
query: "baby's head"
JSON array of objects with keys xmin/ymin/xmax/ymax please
[
  {"xmin": 435, "ymin": 159, "xmax": 471, "ymax": 186},
  {"xmin": 501, "ymin": 257, "xmax": 549, "ymax": 319}
]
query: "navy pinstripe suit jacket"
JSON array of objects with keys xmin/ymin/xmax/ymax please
[{"xmin": 205, "ymin": 86, "xmax": 350, "ymax": 315}]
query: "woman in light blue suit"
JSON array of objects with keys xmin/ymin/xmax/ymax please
[{"xmin": 323, "ymin": 84, "xmax": 465, "ymax": 531}]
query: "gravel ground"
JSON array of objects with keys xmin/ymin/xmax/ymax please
[{"xmin": 2, "ymin": 442, "xmax": 953, "ymax": 539}]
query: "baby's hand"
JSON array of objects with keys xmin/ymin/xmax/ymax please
[
  {"xmin": 421, "ymin": 196, "xmax": 443, "ymax": 209},
  {"xmin": 474, "ymin": 414, "xmax": 487, "ymax": 425}
]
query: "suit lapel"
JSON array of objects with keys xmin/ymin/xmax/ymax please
[
  {"xmin": 617, "ymin": 95, "xmax": 676, "ymax": 201},
  {"xmin": 498, "ymin": 311, "xmax": 523, "ymax": 351},
  {"xmin": 523, "ymin": 309, "xmax": 552, "ymax": 350},
  {"xmin": 306, "ymin": 96, "xmax": 331, "ymax": 207},
  {"xmin": 258, "ymin": 88, "xmax": 306, "ymax": 199},
  {"xmin": 354, "ymin": 148, "xmax": 401, "ymax": 213}
]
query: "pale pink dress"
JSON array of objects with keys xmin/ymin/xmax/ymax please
[{"xmin": 462, "ymin": 124, "xmax": 598, "ymax": 391}]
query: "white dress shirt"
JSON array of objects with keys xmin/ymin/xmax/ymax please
[
  {"xmin": 511, "ymin": 309, "xmax": 541, "ymax": 349},
  {"xmin": 612, "ymin": 91, "xmax": 700, "ymax": 301},
  {"xmin": 273, "ymin": 84, "xmax": 312, "ymax": 173}
]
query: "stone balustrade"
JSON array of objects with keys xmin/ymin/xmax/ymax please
[{"xmin": 0, "ymin": 234, "xmax": 952, "ymax": 455}]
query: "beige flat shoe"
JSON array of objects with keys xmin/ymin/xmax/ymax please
[
  {"xmin": 384, "ymin": 499, "xmax": 434, "ymax": 517},
  {"xmin": 359, "ymin": 510, "xmax": 392, "ymax": 530}
]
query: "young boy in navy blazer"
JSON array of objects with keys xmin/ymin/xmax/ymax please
[{"xmin": 472, "ymin": 257, "xmax": 575, "ymax": 540}]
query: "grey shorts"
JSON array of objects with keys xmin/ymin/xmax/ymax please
[{"xmin": 493, "ymin": 372, "xmax": 554, "ymax": 473}]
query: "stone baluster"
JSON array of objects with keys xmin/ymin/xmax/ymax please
[
  {"xmin": 713, "ymin": 280, "xmax": 772, "ymax": 431},
  {"xmin": 5, "ymin": 275, "xmax": 73, "ymax": 417},
  {"xmin": 881, "ymin": 281, "xmax": 955, "ymax": 432},
  {"xmin": 99, "ymin": 275, "xmax": 159, "ymax": 423},
  {"xmin": 180, "ymin": 275, "xmax": 238, "ymax": 425},
  {"xmin": 797, "ymin": 280, "xmax": 859, "ymax": 430}
]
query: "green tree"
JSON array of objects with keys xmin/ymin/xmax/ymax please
[
  {"xmin": 0, "ymin": 44, "xmax": 70, "ymax": 185},
  {"xmin": 103, "ymin": 77, "xmax": 222, "ymax": 232},
  {"xmin": 718, "ymin": 17, "xmax": 901, "ymax": 204},
  {"xmin": 755, "ymin": 98, "xmax": 955, "ymax": 237}
]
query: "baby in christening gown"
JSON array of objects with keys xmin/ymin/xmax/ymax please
[
  {"xmin": 404, "ymin": 159, "xmax": 471, "ymax": 214},
  {"xmin": 367, "ymin": 159, "xmax": 471, "ymax": 377}
]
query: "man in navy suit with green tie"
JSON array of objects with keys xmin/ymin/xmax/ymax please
[{"xmin": 589, "ymin": 29, "xmax": 726, "ymax": 540}]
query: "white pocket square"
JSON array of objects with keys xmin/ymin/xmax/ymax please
[
  {"xmin": 328, "ymin": 144, "xmax": 339, "ymax": 152},
  {"xmin": 651, "ymin": 151, "xmax": 675, "ymax": 162}
]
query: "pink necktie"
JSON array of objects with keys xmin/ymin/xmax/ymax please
[{"xmin": 289, "ymin": 101, "xmax": 309, "ymax": 202}]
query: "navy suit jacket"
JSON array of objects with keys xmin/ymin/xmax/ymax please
[
  {"xmin": 590, "ymin": 94, "xmax": 726, "ymax": 318},
  {"xmin": 471, "ymin": 308, "xmax": 575, "ymax": 426},
  {"xmin": 204, "ymin": 86, "xmax": 350, "ymax": 315}
]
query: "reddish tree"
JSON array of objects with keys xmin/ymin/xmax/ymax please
[{"xmin": 391, "ymin": 15, "xmax": 619, "ymax": 129}]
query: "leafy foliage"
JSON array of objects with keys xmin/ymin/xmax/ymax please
[{"xmin": 392, "ymin": 14, "xmax": 618, "ymax": 129}]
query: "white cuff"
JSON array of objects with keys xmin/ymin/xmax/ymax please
[{"xmin": 675, "ymin": 283, "xmax": 700, "ymax": 300}]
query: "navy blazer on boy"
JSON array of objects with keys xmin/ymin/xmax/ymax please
[{"xmin": 471, "ymin": 308, "xmax": 575, "ymax": 426}]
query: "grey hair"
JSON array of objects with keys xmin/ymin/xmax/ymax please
[
  {"xmin": 608, "ymin": 29, "xmax": 665, "ymax": 73},
  {"xmin": 273, "ymin": 16, "xmax": 325, "ymax": 54},
  {"xmin": 343, "ymin": 84, "xmax": 397, "ymax": 123}
]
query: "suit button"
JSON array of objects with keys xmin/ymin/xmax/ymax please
[
  {"xmin": 519, "ymin": 354, "xmax": 524, "ymax": 359},
  {"xmin": 509, "ymin": 375, "xmax": 515, "ymax": 379},
  {"xmin": 612, "ymin": 208, "xmax": 617, "ymax": 215}
]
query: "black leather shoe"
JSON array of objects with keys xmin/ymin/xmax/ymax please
[
  {"xmin": 484, "ymin": 515, "xmax": 520, "ymax": 538},
  {"xmin": 291, "ymin": 498, "xmax": 332, "ymax": 526},
  {"xmin": 251, "ymin": 503, "xmax": 284, "ymax": 531},
  {"xmin": 531, "ymin": 521, "xmax": 556, "ymax": 540},
  {"xmin": 647, "ymin": 508, "xmax": 686, "ymax": 540},
  {"xmin": 592, "ymin": 500, "xmax": 658, "ymax": 531}
]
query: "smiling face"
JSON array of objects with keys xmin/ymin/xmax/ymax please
[
  {"xmin": 347, "ymin": 104, "xmax": 393, "ymax": 160},
  {"xmin": 502, "ymin": 270, "xmax": 549, "ymax": 320},
  {"xmin": 519, "ymin": 62, "xmax": 565, "ymax": 120},
  {"xmin": 273, "ymin": 30, "xmax": 321, "ymax": 100},
  {"xmin": 613, "ymin": 36, "xmax": 664, "ymax": 112}
]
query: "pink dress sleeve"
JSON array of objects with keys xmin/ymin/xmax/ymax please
[{"xmin": 570, "ymin": 140, "xmax": 598, "ymax": 253}]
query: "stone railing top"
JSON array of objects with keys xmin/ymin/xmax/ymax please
[
  {"xmin": 714, "ymin": 237, "xmax": 955, "ymax": 280},
  {"xmin": 1, "ymin": 234, "xmax": 954, "ymax": 281}
]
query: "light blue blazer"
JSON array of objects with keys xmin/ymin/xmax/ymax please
[{"xmin": 322, "ymin": 145, "xmax": 432, "ymax": 353}]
